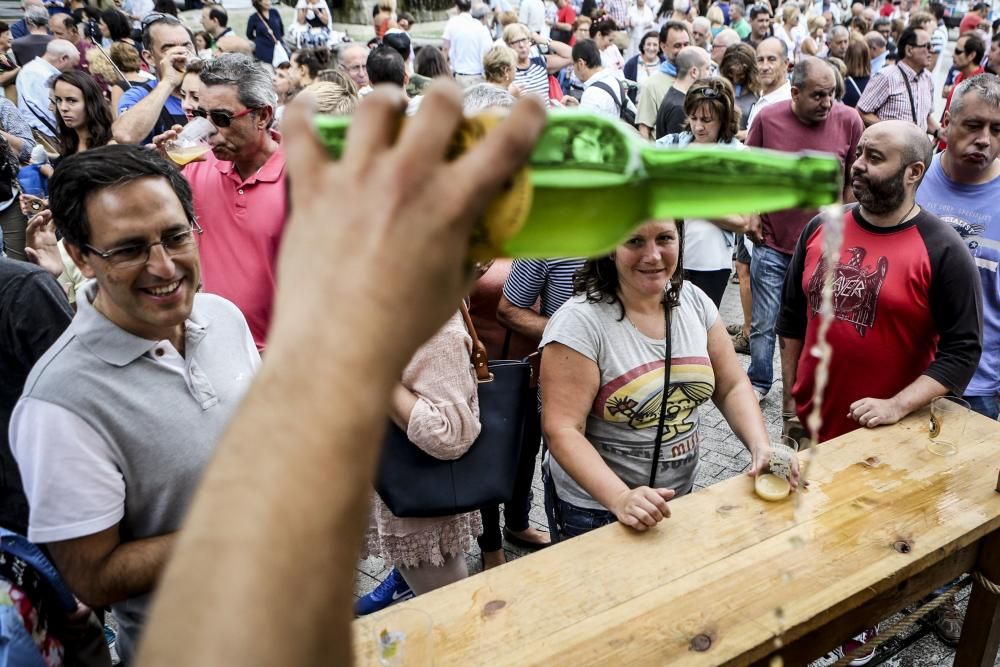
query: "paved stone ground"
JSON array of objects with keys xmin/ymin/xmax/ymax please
[{"xmin": 354, "ymin": 279, "xmax": 998, "ymax": 667}]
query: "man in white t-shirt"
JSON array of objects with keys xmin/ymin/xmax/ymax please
[
  {"xmin": 442, "ymin": 0, "xmax": 494, "ymax": 85},
  {"xmin": 745, "ymin": 37, "xmax": 791, "ymax": 131},
  {"xmin": 518, "ymin": 0, "xmax": 547, "ymax": 37},
  {"xmin": 575, "ymin": 38, "xmax": 636, "ymax": 119}
]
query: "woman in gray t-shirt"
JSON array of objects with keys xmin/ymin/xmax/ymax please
[{"xmin": 540, "ymin": 220, "xmax": 798, "ymax": 541}]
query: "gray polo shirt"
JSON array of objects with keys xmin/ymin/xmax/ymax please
[{"xmin": 10, "ymin": 280, "xmax": 260, "ymax": 663}]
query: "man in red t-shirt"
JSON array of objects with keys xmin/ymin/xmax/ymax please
[
  {"xmin": 744, "ymin": 56, "xmax": 863, "ymax": 402},
  {"xmin": 553, "ymin": 0, "xmax": 577, "ymax": 44},
  {"xmin": 958, "ymin": 2, "xmax": 988, "ymax": 34},
  {"xmin": 777, "ymin": 120, "xmax": 982, "ymax": 443}
]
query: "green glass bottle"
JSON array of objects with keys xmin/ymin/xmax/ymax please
[{"xmin": 314, "ymin": 109, "xmax": 843, "ymax": 260}]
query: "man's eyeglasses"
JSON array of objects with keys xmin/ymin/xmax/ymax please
[
  {"xmin": 84, "ymin": 222, "xmax": 203, "ymax": 268},
  {"xmin": 954, "ymin": 47, "xmax": 967, "ymax": 55},
  {"xmin": 913, "ymin": 41, "xmax": 930, "ymax": 49},
  {"xmin": 192, "ymin": 106, "xmax": 259, "ymax": 128}
]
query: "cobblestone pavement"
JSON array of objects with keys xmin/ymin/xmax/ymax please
[{"xmin": 355, "ymin": 279, "xmax": 998, "ymax": 667}]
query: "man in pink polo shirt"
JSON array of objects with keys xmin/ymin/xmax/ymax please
[{"xmin": 170, "ymin": 53, "xmax": 285, "ymax": 349}]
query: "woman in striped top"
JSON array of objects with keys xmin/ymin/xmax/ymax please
[{"xmin": 502, "ymin": 23, "xmax": 572, "ymax": 106}]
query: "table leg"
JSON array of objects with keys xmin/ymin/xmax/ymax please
[{"xmin": 955, "ymin": 530, "xmax": 1000, "ymax": 667}]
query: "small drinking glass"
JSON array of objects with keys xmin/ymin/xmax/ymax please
[
  {"xmin": 165, "ymin": 117, "xmax": 215, "ymax": 166},
  {"xmin": 755, "ymin": 435, "xmax": 798, "ymax": 501},
  {"xmin": 373, "ymin": 608, "xmax": 433, "ymax": 666},
  {"xmin": 928, "ymin": 396, "xmax": 970, "ymax": 457}
]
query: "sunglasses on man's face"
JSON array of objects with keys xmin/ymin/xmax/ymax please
[{"xmin": 192, "ymin": 106, "xmax": 259, "ymax": 128}]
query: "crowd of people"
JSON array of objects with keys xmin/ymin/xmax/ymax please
[{"xmin": 0, "ymin": 0, "xmax": 997, "ymax": 663}]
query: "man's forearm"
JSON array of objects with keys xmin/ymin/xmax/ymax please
[
  {"xmin": 497, "ymin": 297, "xmax": 548, "ymax": 339},
  {"xmin": 2, "ymin": 130, "xmax": 23, "ymax": 156},
  {"xmin": 0, "ymin": 68, "xmax": 19, "ymax": 86},
  {"xmin": 779, "ymin": 336, "xmax": 803, "ymax": 415},
  {"xmin": 859, "ymin": 111, "xmax": 880, "ymax": 127},
  {"xmin": 141, "ymin": 338, "xmax": 396, "ymax": 666},
  {"xmin": 112, "ymin": 83, "xmax": 174, "ymax": 144},
  {"xmin": 890, "ymin": 374, "xmax": 948, "ymax": 418},
  {"xmin": 52, "ymin": 533, "xmax": 174, "ymax": 609}
]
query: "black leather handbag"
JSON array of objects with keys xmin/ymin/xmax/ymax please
[{"xmin": 375, "ymin": 305, "xmax": 532, "ymax": 518}]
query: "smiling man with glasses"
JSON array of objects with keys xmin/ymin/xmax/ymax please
[
  {"xmin": 857, "ymin": 27, "xmax": 940, "ymax": 137},
  {"xmin": 155, "ymin": 52, "xmax": 284, "ymax": 351},
  {"xmin": 8, "ymin": 144, "xmax": 261, "ymax": 665}
]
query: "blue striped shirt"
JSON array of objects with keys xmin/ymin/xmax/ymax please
[
  {"xmin": 514, "ymin": 56, "xmax": 551, "ymax": 106},
  {"xmin": 502, "ymin": 258, "xmax": 586, "ymax": 317}
]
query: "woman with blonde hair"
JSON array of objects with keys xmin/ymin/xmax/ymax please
[
  {"xmin": 483, "ymin": 44, "xmax": 518, "ymax": 92},
  {"xmin": 502, "ymin": 22, "xmax": 571, "ymax": 106},
  {"xmin": 305, "ymin": 80, "xmax": 358, "ymax": 115},
  {"xmin": 706, "ymin": 5, "xmax": 725, "ymax": 37},
  {"xmin": 800, "ymin": 15, "xmax": 827, "ymax": 57},
  {"xmin": 87, "ymin": 42, "xmax": 152, "ymax": 118},
  {"xmin": 772, "ymin": 3, "xmax": 801, "ymax": 56}
]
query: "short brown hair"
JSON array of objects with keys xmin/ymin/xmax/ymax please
[{"xmin": 683, "ymin": 77, "xmax": 740, "ymax": 143}]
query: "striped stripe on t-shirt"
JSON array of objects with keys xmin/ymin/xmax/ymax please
[
  {"xmin": 515, "ymin": 57, "xmax": 551, "ymax": 106},
  {"xmin": 502, "ymin": 258, "xmax": 587, "ymax": 317}
]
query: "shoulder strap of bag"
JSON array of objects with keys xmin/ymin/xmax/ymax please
[
  {"xmin": 847, "ymin": 76, "xmax": 861, "ymax": 98},
  {"xmin": 592, "ymin": 80, "xmax": 622, "ymax": 109},
  {"xmin": 648, "ymin": 300, "xmax": 673, "ymax": 487},
  {"xmin": 257, "ymin": 11, "xmax": 281, "ymax": 43},
  {"xmin": 459, "ymin": 302, "xmax": 492, "ymax": 382},
  {"xmin": 23, "ymin": 98, "xmax": 60, "ymax": 138},
  {"xmin": 897, "ymin": 65, "xmax": 918, "ymax": 124}
]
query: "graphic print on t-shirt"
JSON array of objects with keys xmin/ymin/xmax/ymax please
[
  {"xmin": 594, "ymin": 356, "xmax": 714, "ymax": 443},
  {"xmin": 806, "ymin": 246, "xmax": 889, "ymax": 337}
]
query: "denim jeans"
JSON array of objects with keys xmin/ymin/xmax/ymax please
[
  {"xmin": 963, "ymin": 394, "xmax": 999, "ymax": 420},
  {"xmin": 748, "ymin": 245, "xmax": 792, "ymax": 395},
  {"xmin": 542, "ymin": 465, "xmax": 616, "ymax": 542}
]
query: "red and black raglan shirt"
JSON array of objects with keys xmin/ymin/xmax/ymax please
[{"xmin": 776, "ymin": 206, "xmax": 983, "ymax": 443}]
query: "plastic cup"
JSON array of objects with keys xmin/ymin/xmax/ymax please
[
  {"xmin": 373, "ymin": 608, "xmax": 433, "ymax": 666},
  {"xmin": 755, "ymin": 435, "xmax": 799, "ymax": 502},
  {"xmin": 165, "ymin": 117, "xmax": 215, "ymax": 166},
  {"xmin": 927, "ymin": 396, "xmax": 970, "ymax": 457}
]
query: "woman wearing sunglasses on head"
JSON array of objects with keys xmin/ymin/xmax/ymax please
[{"xmin": 655, "ymin": 78, "xmax": 751, "ymax": 308}]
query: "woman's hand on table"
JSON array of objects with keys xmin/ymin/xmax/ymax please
[
  {"xmin": 611, "ymin": 486, "xmax": 675, "ymax": 531},
  {"xmin": 748, "ymin": 442, "xmax": 800, "ymax": 489}
]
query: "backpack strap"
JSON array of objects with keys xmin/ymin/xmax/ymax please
[{"xmin": 592, "ymin": 80, "xmax": 623, "ymax": 112}]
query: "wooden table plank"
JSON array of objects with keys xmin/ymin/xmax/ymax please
[{"xmin": 353, "ymin": 409, "xmax": 1000, "ymax": 665}]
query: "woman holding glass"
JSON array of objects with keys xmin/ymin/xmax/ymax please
[{"xmin": 540, "ymin": 216, "xmax": 797, "ymax": 540}]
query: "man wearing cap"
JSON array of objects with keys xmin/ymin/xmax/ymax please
[{"xmin": 443, "ymin": 0, "xmax": 493, "ymax": 86}]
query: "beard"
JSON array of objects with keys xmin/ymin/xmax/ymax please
[{"xmin": 852, "ymin": 163, "xmax": 907, "ymax": 215}]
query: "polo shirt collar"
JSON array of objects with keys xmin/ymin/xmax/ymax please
[
  {"xmin": 73, "ymin": 279, "xmax": 208, "ymax": 367},
  {"xmin": 212, "ymin": 130, "xmax": 285, "ymax": 184}
]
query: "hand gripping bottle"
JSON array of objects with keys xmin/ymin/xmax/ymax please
[{"xmin": 314, "ymin": 109, "xmax": 843, "ymax": 261}]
